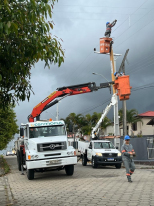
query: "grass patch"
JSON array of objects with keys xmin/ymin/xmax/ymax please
[{"xmin": 0, "ymin": 155, "xmax": 10, "ymax": 176}]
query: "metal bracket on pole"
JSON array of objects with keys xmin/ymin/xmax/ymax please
[{"xmin": 118, "ymin": 49, "xmax": 129, "ymax": 74}]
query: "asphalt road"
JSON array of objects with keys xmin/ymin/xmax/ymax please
[{"xmin": 3, "ymin": 156, "xmax": 154, "ymax": 206}]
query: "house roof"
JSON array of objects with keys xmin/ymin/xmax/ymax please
[{"xmin": 138, "ymin": 111, "xmax": 154, "ymax": 117}]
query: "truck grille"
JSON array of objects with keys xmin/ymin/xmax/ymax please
[
  {"xmin": 103, "ymin": 153, "xmax": 117, "ymax": 157},
  {"xmin": 37, "ymin": 142, "xmax": 67, "ymax": 152}
]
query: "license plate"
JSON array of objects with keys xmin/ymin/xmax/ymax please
[
  {"xmin": 46, "ymin": 160, "xmax": 61, "ymax": 165},
  {"xmin": 107, "ymin": 158, "xmax": 114, "ymax": 161}
]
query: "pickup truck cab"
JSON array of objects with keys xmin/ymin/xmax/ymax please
[{"xmin": 78, "ymin": 140, "xmax": 122, "ymax": 168}]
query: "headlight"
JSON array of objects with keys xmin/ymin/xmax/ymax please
[
  {"xmin": 67, "ymin": 151, "xmax": 74, "ymax": 156},
  {"xmin": 118, "ymin": 153, "xmax": 121, "ymax": 156},
  {"xmin": 34, "ymin": 155, "xmax": 39, "ymax": 159},
  {"xmin": 96, "ymin": 153, "xmax": 102, "ymax": 156},
  {"xmin": 28, "ymin": 155, "xmax": 37, "ymax": 160}
]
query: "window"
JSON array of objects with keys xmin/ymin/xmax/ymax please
[
  {"xmin": 29, "ymin": 125, "xmax": 66, "ymax": 139},
  {"xmin": 94, "ymin": 142, "xmax": 115, "ymax": 149},
  {"xmin": 132, "ymin": 122, "xmax": 137, "ymax": 131},
  {"xmin": 89, "ymin": 142, "xmax": 92, "ymax": 149}
]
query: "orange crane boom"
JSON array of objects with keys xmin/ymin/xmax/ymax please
[{"xmin": 28, "ymin": 82, "xmax": 113, "ymax": 122}]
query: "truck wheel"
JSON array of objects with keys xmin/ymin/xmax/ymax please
[
  {"xmin": 27, "ymin": 169, "xmax": 34, "ymax": 180},
  {"xmin": 115, "ymin": 163, "xmax": 121, "ymax": 169},
  {"xmin": 65, "ymin": 165, "xmax": 74, "ymax": 176},
  {"xmin": 82, "ymin": 155, "xmax": 87, "ymax": 166},
  {"xmin": 17, "ymin": 150, "xmax": 21, "ymax": 171},
  {"xmin": 92, "ymin": 156, "xmax": 98, "ymax": 168}
]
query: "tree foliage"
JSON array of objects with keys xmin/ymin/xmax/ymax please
[
  {"xmin": 118, "ymin": 108, "xmax": 143, "ymax": 128},
  {"xmin": 0, "ymin": 0, "xmax": 64, "ymax": 107},
  {"xmin": 0, "ymin": 105, "xmax": 19, "ymax": 150},
  {"xmin": 62, "ymin": 112, "xmax": 112, "ymax": 135}
]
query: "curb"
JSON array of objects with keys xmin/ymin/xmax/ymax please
[{"xmin": 4, "ymin": 175, "xmax": 14, "ymax": 206}]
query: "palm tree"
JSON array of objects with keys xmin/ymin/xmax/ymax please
[
  {"xmin": 100, "ymin": 116, "xmax": 112, "ymax": 134},
  {"xmin": 118, "ymin": 108, "xmax": 143, "ymax": 136}
]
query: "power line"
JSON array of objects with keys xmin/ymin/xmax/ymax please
[
  {"xmin": 56, "ymin": 4, "xmax": 149, "ymax": 9},
  {"xmin": 78, "ymin": 83, "xmax": 154, "ymax": 115},
  {"xmin": 112, "ymin": 0, "xmax": 149, "ymax": 33}
]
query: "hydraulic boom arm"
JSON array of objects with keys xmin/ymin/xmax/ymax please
[
  {"xmin": 91, "ymin": 93, "xmax": 117, "ymax": 139},
  {"xmin": 28, "ymin": 82, "xmax": 113, "ymax": 122}
]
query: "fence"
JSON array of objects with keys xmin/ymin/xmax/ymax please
[
  {"xmin": 120, "ymin": 136, "xmax": 154, "ymax": 161},
  {"xmin": 68, "ymin": 136, "xmax": 154, "ymax": 161}
]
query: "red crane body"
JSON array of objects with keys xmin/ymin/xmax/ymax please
[{"xmin": 28, "ymin": 82, "xmax": 97, "ymax": 122}]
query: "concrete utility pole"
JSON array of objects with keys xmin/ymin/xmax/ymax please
[
  {"xmin": 110, "ymin": 47, "xmax": 121, "ymax": 136},
  {"xmin": 118, "ymin": 49, "xmax": 129, "ymax": 137},
  {"xmin": 110, "ymin": 47, "xmax": 121, "ymax": 148},
  {"xmin": 123, "ymin": 101, "xmax": 127, "ymax": 136},
  {"xmin": 56, "ymin": 102, "xmax": 59, "ymax": 121},
  {"xmin": 113, "ymin": 54, "xmax": 122, "ymax": 137}
]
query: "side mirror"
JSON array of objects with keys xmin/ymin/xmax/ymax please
[
  {"xmin": 20, "ymin": 127, "xmax": 24, "ymax": 136},
  {"xmin": 116, "ymin": 146, "xmax": 118, "ymax": 149}
]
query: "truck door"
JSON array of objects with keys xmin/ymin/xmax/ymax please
[{"xmin": 87, "ymin": 142, "xmax": 92, "ymax": 161}]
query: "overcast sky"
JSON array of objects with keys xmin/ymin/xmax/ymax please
[{"xmin": 14, "ymin": 0, "xmax": 154, "ymax": 137}]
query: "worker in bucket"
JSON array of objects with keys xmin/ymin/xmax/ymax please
[
  {"xmin": 121, "ymin": 135, "xmax": 136, "ymax": 183},
  {"xmin": 114, "ymin": 72, "xmax": 119, "ymax": 79},
  {"xmin": 105, "ymin": 19, "xmax": 117, "ymax": 37}
]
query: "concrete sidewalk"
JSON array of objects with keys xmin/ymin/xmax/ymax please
[
  {"xmin": 1, "ymin": 156, "xmax": 154, "ymax": 206},
  {"xmin": 0, "ymin": 156, "xmax": 14, "ymax": 206}
]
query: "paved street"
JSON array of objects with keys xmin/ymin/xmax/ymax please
[{"xmin": 2, "ymin": 156, "xmax": 154, "ymax": 206}]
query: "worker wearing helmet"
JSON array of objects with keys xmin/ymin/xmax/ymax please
[
  {"xmin": 121, "ymin": 135, "xmax": 136, "ymax": 182},
  {"xmin": 114, "ymin": 71, "xmax": 119, "ymax": 79},
  {"xmin": 105, "ymin": 19, "xmax": 117, "ymax": 37}
]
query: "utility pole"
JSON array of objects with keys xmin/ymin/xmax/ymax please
[
  {"xmin": 118, "ymin": 49, "xmax": 129, "ymax": 137},
  {"xmin": 113, "ymin": 55, "xmax": 121, "ymax": 137},
  {"xmin": 110, "ymin": 45, "xmax": 121, "ymax": 148},
  {"xmin": 56, "ymin": 102, "xmax": 59, "ymax": 121}
]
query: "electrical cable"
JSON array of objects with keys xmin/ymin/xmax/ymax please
[
  {"xmin": 53, "ymin": 0, "xmax": 150, "ymax": 86},
  {"xmin": 76, "ymin": 82, "xmax": 154, "ymax": 115}
]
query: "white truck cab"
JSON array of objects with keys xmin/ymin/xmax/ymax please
[
  {"xmin": 15, "ymin": 120, "xmax": 77, "ymax": 180},
  {"xmin": 78, "ymin": 140, "xmax": 122, "ymax": 168}
]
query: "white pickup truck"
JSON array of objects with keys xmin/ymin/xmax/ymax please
[
  {"xmin": 78, "ymin": 140, "xmax": 122, "ymax": 168},
  {"xmin": 15, "ymin": 120, "xmax": 77, "ymax": 180}
]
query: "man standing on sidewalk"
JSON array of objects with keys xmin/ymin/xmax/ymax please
[{"xmin": 121, "ymin": 135, "xmax": 136, "ymax": 183}]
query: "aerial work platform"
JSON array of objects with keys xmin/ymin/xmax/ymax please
[
  {"xmin": 100, "ymin": 37, "xmax": 112, "ymax": 54},
  {"xmin": 114, "ymin": 76, "xmax": 132, "ymax": 100}
]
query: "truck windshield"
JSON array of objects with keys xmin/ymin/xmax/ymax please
[
  {"xmin": 29, "ymin": 125, "xmax": 66, "ymax": 138},
  {"xmin": 94, "ymin": 142, "xmax": 115, "ymax": 149}
]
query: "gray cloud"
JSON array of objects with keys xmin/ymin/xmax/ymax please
[{"xmin": 14, "ymin": 0, "xmax": 154, "ymax": 138}]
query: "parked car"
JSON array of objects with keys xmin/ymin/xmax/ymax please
[{"xmin": 6, "ymin": 150, "xmax": 15, "ymax": 156}]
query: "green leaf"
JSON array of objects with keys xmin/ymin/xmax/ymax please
[{"xmin": 7, "ymin": 21, "xmax": 11, "ymax": 28}]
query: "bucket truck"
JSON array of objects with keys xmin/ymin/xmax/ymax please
[
  {"xmin": 15, "ymin": 82, "xmax": 113, "ymax": 180},
  {"xmin": 78, "ymin": 94, "xmax": 122, "ymax": 168}
]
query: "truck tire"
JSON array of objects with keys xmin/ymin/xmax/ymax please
[
  {"xmin": 27, "ymin": 169, "xmax": 34, "ymax": 180},
  {"xmin": 92, "ymin": 156, "xmax": 98, "ymax": 168},
  {"xmin": 115, "ymin": 163, "xmax": 121, "ymax": 169},
  {"xmin": 17, "ymin": 150, "xmax": 21, "ymax": 171},
  {"xmin": 65, "ymin": 165, "xmax": 74, "ymax": 176},
  {"xmin": 82, "ymin": 155, "xmax": 87, "ymax": 166}
]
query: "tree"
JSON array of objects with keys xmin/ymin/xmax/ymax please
[
  {"xmin": 0, "ymin": 0, "xmax": 64, "ymax": 108},
  {"xmin": 100, "ymin": 116, "xmax": 112, "ymax": 134},
  {"xmin": 91, "ymin": 112, "xmax": 101, "ymax": 126},
  {"xmin": 0, "ymin": 105, "xmax": 19, "ymax": 150},
  {"xmin": 118, "ymin": 108, "xmax": 143, "ymax": 136},
  {"xmin": 63, "ymin": 112, "xmax": 112, "ymax": 136}
]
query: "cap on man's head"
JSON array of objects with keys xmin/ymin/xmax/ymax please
[{"xmin": 124, "ymin": 135, "xmax": 130, "ymax": 140}]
